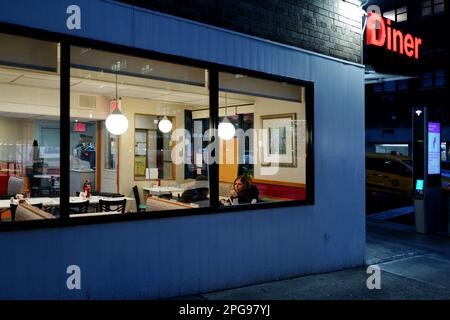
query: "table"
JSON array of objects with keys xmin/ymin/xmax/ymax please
[
  {"xmin": 33, "ymin": 174, "xmax": 60, "ymax": 179},
  {"xmin": 70, "ymin": 211, "xmax": 123, "ymax": 218},
  {"xmin": 0, "ymin": 197, "xmax": 56, "ymax": 209},
  {"xmin": 0, "ymin": 196, "xmax": 135, "ymax": 220},
  {"xmin": 143, "ymin": 186, "xmax": 185, "ymax": 198},
  {"xmin": 146, "ymin": 196, "xmax": 199, "ymax": 211}
]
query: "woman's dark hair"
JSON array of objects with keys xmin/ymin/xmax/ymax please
[{"xmin": 234, "ymin": 175, "xmax": 252, "ymax": 194}]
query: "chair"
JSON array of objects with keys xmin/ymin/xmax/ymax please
[
  {"xmin": 98, "ymin": 198, "xmax": 126, "ymax": 213},
  {"xmin": 10, "ymin": 202, "xmax": 43, "ymax": 221},
  {"xmin": 133, "ymin": 185, "xmax": 147, "ymax": 212},
  {"xmin": 7, "ymin": 176, "xmax": 24, "ymax": 196},
  {"xmin": 13, "ymin": 202, "xmax": 55, "ymax": 221},
  {"xmin": 69, "ymin": 200, "xmax": 90, "ymax": 214}
]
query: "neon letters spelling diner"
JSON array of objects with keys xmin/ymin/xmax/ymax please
[{"xmin": 366, "ymin": 12, "xmax": 422, "ymax": 60}]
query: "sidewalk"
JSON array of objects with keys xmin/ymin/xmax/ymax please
[{"xmin": 176, "ymin": 209, "xmax": 450, "ymax": 300}]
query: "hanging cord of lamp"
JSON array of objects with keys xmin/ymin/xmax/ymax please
[
  {"xmin": 105, "ymin": 71, "xmax": 129, "ymax": 135},
  {"xmin": 218, "ymin": 92, "xmax": 236, "ymax": 140}
]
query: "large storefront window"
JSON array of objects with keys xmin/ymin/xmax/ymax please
[
  {"xmin": 217, "ymin": 72, "xmax": 308, "ymax": 206},
  {"xmin": 0, "ymin": 32, "xmax": 312, "ymax": 225},
  {"xmin": 0, "ymin": 33, "xmax": 60, "ymax": 222},
  {"xmin": 69, "ymin": 47, "xmax": 210, "ymax": 216}
]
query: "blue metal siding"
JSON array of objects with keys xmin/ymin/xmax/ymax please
[{"xmin": 0, "ymin": 0, "xmax": 365, "ymax": 299}]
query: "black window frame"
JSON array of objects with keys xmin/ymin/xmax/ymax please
[
  {"xmin": 421, "ymin": 0, "xmax": 445, "ymax": 16},
  {"xmin": 0, "ymin": 22, "xmax": 314, "ymax": 232},
  {"xmin": 382, "ymin": 6, "xmax": 408, "ymax": 22}
]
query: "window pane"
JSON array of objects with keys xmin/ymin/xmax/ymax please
[
  {"xmin": 383, "ymin": 81, "xmax": 396, "ymax": 92},
  {"xmin": 397, "ymin": 12, "xmax": 407, "ymax": 22},
  {"xmin": 422, "ymin": 71, "xmax": 433, "ymax": 87},
  {"xmin": 373, "ymin": 83, "xmax": 383, "ymax": 93},
  {"xmin": 422, "ymin": 6, "xmax": 432, "ymax": 15},
  {"xmin": 0, "ymin": 33, "xmax": 60, "ymax": 222},
  {"xmin": 219, "ymin": 73, "xmax": 301, "ymax": 102},
  {"xmin": 434, "ymin": 3, "xmax": 445, "ymax": 13},
  {"xmin": 218, "ymin": 72, "xmax": 308, "ymax": 207},
  {"xmin": 422, "ymin": 1, "xmax": 432, "ymax": 15},
  {"xmin": 422, "ymin": 0, "xmax": 432, "ymax": 7},
  {"xmin": 0, "ymin": 33, "xmax": 57, "ymax": 72},
  {"xmin": 383, "ymin": 10, "xmax": 396, "ymax": 21},
  {"xmin": 435, "ymin": 69, "xmax": 446, "ymax": 87},
  {"xmin": 397, "ymin": 80, "xmax": 408, "ymax": 91},
  {"xmin": 397, "ymin": 6, "xmax": 407, "ymax": 14},
  {"xmin": 70, "ymin": 47, "xmax": 210, "ymax": 215}
]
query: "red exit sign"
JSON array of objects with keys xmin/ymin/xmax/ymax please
[{"xmin": 366, "ymin": 12, "xmax": 422, "ymax": 60}]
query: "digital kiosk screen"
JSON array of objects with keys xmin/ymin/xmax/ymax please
[
  {"xmin": 415, "ymin": 179, "xmax": 424, "ymax": 191},
  {"xmin": 428, "ymin": 122, "xmax": 440, "ymax": 175}
]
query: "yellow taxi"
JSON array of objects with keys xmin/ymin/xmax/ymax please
[{"xmin": 366, "ymin": 152, "xmax": 412, "ymax": 197}]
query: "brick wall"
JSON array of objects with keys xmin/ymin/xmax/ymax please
[{"xmin": 118, "ymin": 0, "xmax": 362, "ymax": 63}]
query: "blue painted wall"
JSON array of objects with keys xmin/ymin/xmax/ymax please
[{"xmin": 0, "ymin": 0, "xmax": 365, "ymax": 299}]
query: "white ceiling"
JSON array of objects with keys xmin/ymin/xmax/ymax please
[
  {"xmin": 0, "ymin": 66, "xmax": 253, "ymax": 117},
  {"xmin": 0, "ymin": 112, "xmax": 58, "ymax": 121}
]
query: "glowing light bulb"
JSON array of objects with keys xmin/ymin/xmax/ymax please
[
  {"xmin": 158, "ymin": 116, "xmax": 172, "ymax": 133},
  {"xmin": 218, "ymin": 117, "xmax": 235, "ymax": 140},
  {"xmin": 105, "ymin": 110, "xmax": 128, "ymax": 135}
]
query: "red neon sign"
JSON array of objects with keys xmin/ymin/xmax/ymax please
[{"xmin": 366, "ymin": 12, "xmax": 422, "ymax": 60}]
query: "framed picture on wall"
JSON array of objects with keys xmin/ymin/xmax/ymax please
[
  {"xmin": 260, "ymin": 113, "xmax": 297, "ymax": 167},
  {"xmin": 134, "ymin": 155, "xmax": 146, "ymax": 177}
]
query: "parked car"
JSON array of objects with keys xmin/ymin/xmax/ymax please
[
  {"xmin": 442, "ymin": 161, "xmax": 450, "ymax": 188},
  {"xmin": 366, "ymin": 152, "xmax": 413, "ymax": 197}
]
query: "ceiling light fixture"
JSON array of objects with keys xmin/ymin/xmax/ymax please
[
  {"xmin": 158, "ymin": 103, "xmax": 173, "ymax": 133},
  {"xmin": 218, "ymin": 93, "xmax": 235, "ymax": 140},
  {"xmin": 105, "ymin": 71, "xmax": 128, "ymax": 135}
]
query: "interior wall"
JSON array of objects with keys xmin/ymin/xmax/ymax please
[
  {"xmin": 119, "ymin": 97, "xmax": 187, "ymax": 198},
  {"xmin": 253, "ymin": 96, "xmax": 306, "ymax": 184},
  {"xmin": 0, "ymin": 82, "xmax": 109, "ymax": 120},
  {"xmin": 0, "ymin": 82, "xmax": 58, "ymax": 116},
  {"xmin": 70, "ymin": 93, "xmax": 110, "ymax": 120}
]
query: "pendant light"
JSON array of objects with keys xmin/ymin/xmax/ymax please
[
  {"xmin": 218, "ymin": 93, "xmax": 235, "ymax": 140},
  {"xmin": 158, "ymin": 103, "xmax": 173, "ymax": 133},
  {"xmin": 105, "ymin": 72, "xmax": 128, "ymax": 135}
]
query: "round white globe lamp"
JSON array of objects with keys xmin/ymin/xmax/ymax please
[
  {"xmin": 105, "ymin": 108, "xmax": 129, "ymax": 135},
  {"xmin": 158, "ymin": 116, "xmax": 173, "ymax": 133},
  {"xmin": 218, "ymin": 117, "xmax": 236, "ymax": 140}
]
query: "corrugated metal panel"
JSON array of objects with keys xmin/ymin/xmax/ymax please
[{"xmin": 0, "ymin": 0, "xmax": 360, "ymax": 78}]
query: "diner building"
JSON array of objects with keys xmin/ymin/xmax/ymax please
[{"xmin": 0, "ymin": 0, "xmax": 365, "ymax": 299}]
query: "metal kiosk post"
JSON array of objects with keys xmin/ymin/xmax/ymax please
[{"xmin": 412, "ymin": 106, "xmax": 441, "ymax": 234}]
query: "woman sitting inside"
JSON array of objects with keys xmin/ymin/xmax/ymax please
[{"xmin": 230, "ymin": 174, "xmax": 259, "ymax": 205}]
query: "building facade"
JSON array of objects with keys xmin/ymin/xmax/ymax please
[{"xmin": 0, "ymin": 0, "xmax": 365, "ymax": 299}]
